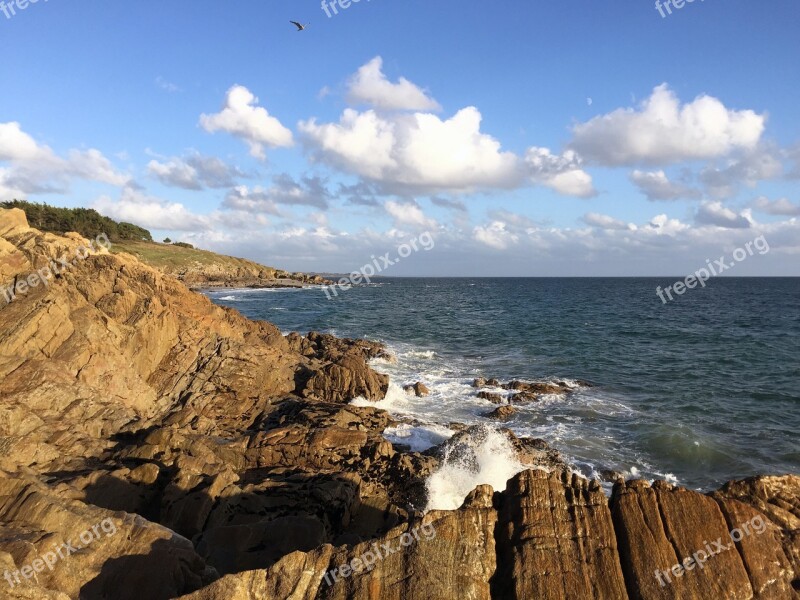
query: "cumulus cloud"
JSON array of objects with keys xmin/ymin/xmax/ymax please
[
  {"xmin": 525, "ymin": 147, "xmax": 596, "ymax": 197},
  {"xmin": 94, "ymin": 187, "xmax": 212, "ymax": 231},
  {"xmin": 699, "ymin": 147, "xmax": 783, "ymax": 199},
  {"xmin": 752, "ymin": 196, "xmax": 800, "ymax": 216},
  {"xmin": 583, "ymin": 212, "xmax": 631, "ymax": 230},
  {"xmin": 695, "ymin": 201, "xmax": 752, "ymax": 229},
  {"xmin": 148, "ymin": 153, "xmax": 245, "ymax": 190},
  {"xmin": 0, "ymin": 121, "xmax": 130, "ymax": 200},
  {"xmin": 629, "ymin": 169, "xmax": 701, "ymax": 201},
  {"xmin": 473, "ymin": 221, "xmax": 519, "ymax": 250},
  {"xmin": 300, "ymin": 107, "xmax": 521, "ymax": 194},
  {"xmin": 645, "ymin": 213, "xmax": 691, "ymax": 235},
  {"xmin": 384, "ymin": 199, "xmax": 438, "ymax": 230},
  {"xmin": 200, "ymin": 85, "xmax": 293, "ymax": 159},
  {"xmin": 346, "ymin": 57, "xmax": 441, "ymax": 112},
  {"xmin": 223, "ymin": 175, "xmax": 331, "ymax": 214},
  {"xmin": 571, "ymin": 84, "xmax": 765, "ymax": 166}
]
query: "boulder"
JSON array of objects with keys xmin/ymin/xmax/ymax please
[
  {"xmin": 483, "ymin": 405, "xmax": 517, "ymax": 420},
  {"xmin": 403, "ymin": 382, "xmax": 430, "ymax": 397}
]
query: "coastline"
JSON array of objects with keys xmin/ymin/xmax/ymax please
[{"xmin": 0, "ymin": 209, "xmax": 797, "ymax": 600}]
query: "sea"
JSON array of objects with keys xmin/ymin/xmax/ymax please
[{"xmin": 205, "ymin": 278, "xmax": 800, "ymax": 510}]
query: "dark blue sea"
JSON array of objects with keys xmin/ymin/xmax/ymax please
[{"xmin": 206, "ymin": 277, "xmax": 799, "ymax": 507}]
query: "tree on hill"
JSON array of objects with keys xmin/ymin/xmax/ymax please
[{"xmin": 0, "ymin": 200, "xmax": 153, "ymax": 242}]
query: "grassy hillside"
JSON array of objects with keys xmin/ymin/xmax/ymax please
[
  {"xmin": 4, "ymin": 200, "xmax": 326, "ymax": 287},
  {"xmin": 110, "ymin": 239, "xmax": 279, "ymax": 274}
]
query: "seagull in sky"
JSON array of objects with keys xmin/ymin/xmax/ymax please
[{"xmin": 290, "ymin": 21, "xmax": 308, "ymax": 31}]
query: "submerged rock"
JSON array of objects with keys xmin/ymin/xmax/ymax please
[
  {"xmin": 403, "ymin": 382, "xmax": 430, "ymax": 397},
  {"xmin": 477, "ymin": 391, "xmax": 505, "ymax": 404},
  {"xmin": 484, "ymin": 405, "xmax": 517, "ymax": 420}
]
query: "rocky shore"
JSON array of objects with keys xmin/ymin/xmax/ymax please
[
  {"xmin": 109, "ymin": 239, "xmax": 332, "ymax": 290},
  {"xmin": 0, "ymin": 208, "xmax": 797, "ymax": 599}
]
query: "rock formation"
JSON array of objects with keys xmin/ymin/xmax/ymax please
[{"xmin": 0, "ymin": 208, "xmax": 797, "ymax": 599}]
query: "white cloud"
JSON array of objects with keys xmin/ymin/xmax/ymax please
[
  {"xmin": 200, "ymin": 85, "xmax": 293, "ymax": 159},
  {"xmin": 583, "ymin": 212, "xmax": 631, "ymax": 230},
  {"xmin": 300, "ymin": 107, "xmax": 521, "ymax": 194},
  {"xmin": 346, "ymin": 57, "xmax": 441, "ymax": 112},
  {"xmin": 0, "ymin": 121, "xmax": 130, "ymax": 199},
  {"xmin": 695, "ymin": 201, "xmax": 752, "ymax": 229},
  {"xmin": 385, "ymin": 200, "xmax": 438, "ymax": 230},
  {"xmin": 699, "ymin": 147, "xmax": 783, "ymax": 199},
  {"xmin": 525, "ymin": 147, "xmax": 596, "ymax": 198},
  {"xmin": 629, "ymin": 169, "xmax": 700, "ymax": 201},
  {"xmin": 752, "ymin": 196, "xmax": 800, "ymax": 216},
  {"xmin": 223, "ymin": 175, "xmax": 331, "ymax": 214},
  {"xmin": 94, "ymin": 187, "xmax": 212, "ymax": 231},
  {"xmin": 646, "ymin": 213, "xmax": 691, "ymax": 235},
  {"xmin": 473, "ymin": 221, "xmax": 519, "ymax": 250},
  {"xmin": 0, "ymin": 122, "xmax": 46, "ymax": 161},
  {"xmin": 148, "ymin": 153, "xmax": 245, "ymax": 190},
  {"xmin": 571, "ymin": 84, "xmax": 765, "ymax": 166}
]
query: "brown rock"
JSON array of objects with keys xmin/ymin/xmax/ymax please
[
  {"xmin": 477, "ymin": 391, "xmax": 505, "ymax": 404},
  {"xmin": 611, "ymin": 478, "xmax": 797, "ymax": 599},
  {"xmin": 494, "ymin": 469, "xmax": 628, "ymax": 599},
  {"xmin": 483, "ymin": 405, "xmax": 517, "ymax": 420},
  {"xmin": 403, "ymin": 382, "xmax": 430, "ymax": 397}
]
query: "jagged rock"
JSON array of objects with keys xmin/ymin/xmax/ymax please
[
  {"xmin": 472, "ymin": 377, "xmax": 487, "ymax": 388},
  {"xmin": 178, "ymin": 489, "xmax": 498, "ymax": 600},
  {"xmin": 403, "ymin": 382, "xmax": 430, "ymax": 397},
  {"xmin": 178, "ymin": 469, "xmax": 800, "ymax": 600},
  {"xmin": 425, "ymin": 425, "xmax": 564, "ymax": 473},
  {"xmin": 0, "ymin": 473, "xmax": 215, "ymax": 600},
  {"xmin": 509, "ymin": 391, "xmax": 540, "ymax": 404},
  {"xmin": 611, "ymin": 478, "xmax": 798, "ymax": 599},
  {"xmin": 483, "ymin": 405, "xmax": 517, "ymax": 420},
  {"xmin": 502, "ymin": 380, "xmax": 568, "ymax": 395},
  {"xmin": 494, "ymin": 469, "xmax": 628, "ymax": 599},
  {"xmin": 599, "ymin": 469, "xmax": 625, "ymax": 483},
  {"xmin": 477, "ymin": 391, "xmax": 505, "ymax": 404}
]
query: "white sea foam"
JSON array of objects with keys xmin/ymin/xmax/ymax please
[
  {"xmin": 218, "ymin": 295, "xmax": 237, "ymax": 301},
  {"xmin": 424, "ymin": 427, "xmax": 526, "ymax": 511}
]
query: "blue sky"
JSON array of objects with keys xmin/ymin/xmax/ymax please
[{"xmin": 1, "ymin": 0, "xmax": 799, "ymax": 275}]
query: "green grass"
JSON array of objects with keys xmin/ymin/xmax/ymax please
[{"xmin": 110, "ymin": 240, "xmax": 280, "ymax": 274}]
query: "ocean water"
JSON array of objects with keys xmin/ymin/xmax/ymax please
[{"xmin": 205, "ymin": 278, "xmax": 800, "ymax": 509}]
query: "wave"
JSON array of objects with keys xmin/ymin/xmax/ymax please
[{"xmin": 424, "ymin": 426, "xmax": 526, "ymax": 511}]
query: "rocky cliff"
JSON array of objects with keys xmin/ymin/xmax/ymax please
[{"xmin": 0, "ymin": 208, "xmax": 797, "ymax": 599}]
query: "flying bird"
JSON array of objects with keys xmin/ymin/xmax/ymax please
[{"xmin": 290, "ymin": 21, "xmax": 307, "ymax": 31}]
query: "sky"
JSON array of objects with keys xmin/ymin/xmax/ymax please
[{"xmin": 1, "ymin": 0, "xmax": 799, "ymax": 276}]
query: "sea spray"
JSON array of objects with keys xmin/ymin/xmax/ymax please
[{"xmin": 424, "ymin": 425, "xmax": 526, "ymax": 511}]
